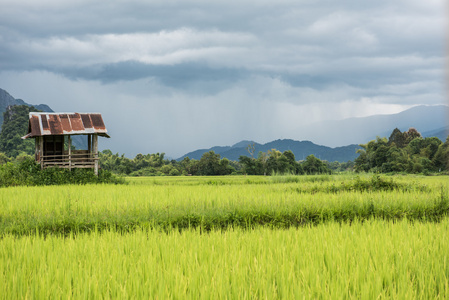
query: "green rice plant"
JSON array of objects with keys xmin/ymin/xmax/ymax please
[
  {"xmin": 0, "ymin": 218, "xmax": 448, "ymax": 299},
  {"xmin": 293, "ymin": 174, "xmax": 431, "ymax": 194},
  {"xmin": 0, "ymin": 175, "xmax": 447, "ymax": 235},
  {"xmin": 270, "ymin": 173, "xmax": 333, "ymax": 184}
]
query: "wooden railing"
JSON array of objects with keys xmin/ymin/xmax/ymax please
[{"xmin": 40, "ymin": 150, "xmax": 98, "ymax": 169}]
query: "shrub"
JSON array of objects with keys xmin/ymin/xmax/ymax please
[
  {"xmin": 169, "ymin": 168, "xmax": 181, "ymax": 176},
  {"xmin": 0, "ymin": 157, "xmax": 125, "ymax": 187}
]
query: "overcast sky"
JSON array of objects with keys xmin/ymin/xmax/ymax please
[{"xmin": 0, "ymin": 0, "xmax": 447, "ymax": 158}]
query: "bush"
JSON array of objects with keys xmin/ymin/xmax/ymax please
[
  {"xmin": 169, "ymin": 168, "xmax": 181, "ymax": 176},
  {"xmin": 292, "ymin": 175, "xmax": 429, "ymax": 194},
  {"xmin": 0, "ymin": 157, "xmax": 125, "ymax": 187}
]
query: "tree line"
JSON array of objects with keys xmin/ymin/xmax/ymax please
[
  {"xmin": 354, "ymin": 128, "xmax": 449, "ymax": 174},
  {"xmin": 98, "ymin": 150, "xmax": 236, "ymax": 176},
  {"xmin": 97, "ymin": 149, "xmax": 341, "ymax": 176}
]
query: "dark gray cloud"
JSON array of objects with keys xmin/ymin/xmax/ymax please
[
  {"xmin": 1, "ymin": 0, "xmax": 445, "ymax": 91},
  {"xmin": 63, "ymin": 61, "xmax": 250, "ymax": 91}
]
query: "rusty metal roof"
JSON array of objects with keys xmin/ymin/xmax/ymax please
[{"xmin": 22, "ymin": 112, "xmax": 110, "ymax": 139}]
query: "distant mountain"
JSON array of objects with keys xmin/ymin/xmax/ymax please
[
  {"xmin": 178, "ymin": 105, "xmax": 449, "ymax": 163},
  {"xmin": 422, "ymin": 126, "xmax": 449, "ymax": 142},
  {"xmin": 177, "ymin": 139, "xmax": 361, "ymax": 162},
  {"xmin": 0, "ymin": 88, "xmax": 53, "ymax": 125},
  {"xmin": 306, "ymin": 105, "xmax": 449, "ymax": 147}
]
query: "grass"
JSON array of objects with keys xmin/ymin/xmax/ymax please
[
  {"xmin": 1, "ymin": 174, "xmax": 448, "ymax": 298},
  {"xmin": 0, "ymin": 175, "xmax": 447, "ymax": 235},
  {"xmin": 1, "ymin": 218, "xmax": 448, "ymax": 299}
]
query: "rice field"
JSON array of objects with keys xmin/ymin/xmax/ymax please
[{"xmin": 0, "ymin": 174, "xmax": 448, "ymax": 298}]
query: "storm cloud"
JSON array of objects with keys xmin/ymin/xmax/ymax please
[{"xmin": 0, "ymin": 0, "xmax": 447, "ymax": 157}]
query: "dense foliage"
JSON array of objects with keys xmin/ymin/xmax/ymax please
[
  {"xmin": 355, "ymin": 128, "xmax": 449, "ymax": 174},
  {"xmin": 0, "ymin": 105, "xmax": 38, "ymax": 157},
  {"xmin": 239, "ymin": 150, "xmax": 331, "ymax": 175},
  {"xmin": 98, "ymin": 149, "xmax": 335, "ymax": 176},
  {"xmin": 99, "ymin": 150, "xmax": 238, "ymax": 176},
  {"xmin": 0, "ymin": 156, "xmax": 124, "ymax": 187}
]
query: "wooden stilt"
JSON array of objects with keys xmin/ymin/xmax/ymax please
[
  {"xmin": 68, "ymin": 135, "xmax": 72, "ymax": 171},
  {"xmin": 93, "ymin": 135, "xmax": 99, "ymax": 176},
  {"xmin": 88, "ymin": 134, "xmax": 92, "ymax": 155},
  {"xmin": 39, "ymin": 136, "xmax": 44, "ymax": 170},
  {"xmin": 35, "ymin": 136, "xmax": 40, "ymax": 162}
]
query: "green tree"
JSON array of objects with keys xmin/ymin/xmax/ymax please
[
  {"xmin": 257, "ymin": 151, "xmax": 269, "ymax": 175},
  {"xmin": 160, "ymin": 164, "xmax": 176, "ymax": 175},
  {"xmin": 388, "ymin": 128, "xmax": 406, "ymax": 148},
  {"xmin": 432, "ymin": 135, "xmax": 449, "ymax": 172},
  {"xmin": 198, "ymin": 151, "xmax": 222, "ymax": 175},
  {"xmin": 408, "ymin": 137, "xmax": 441, "ymax": 160},
  {"xmin": 266, "ymin": 149, "xmax": 282, "ymax": 174},
  {"xmin": 0, "ymin": 105, "xmax": 40, "ymax": 157},
  {"xmin": 0, "ymin": 152, "xmax": 11, "ymax": 165},
  {"xmin": 355, "ymin": 128, "xmax": 445, "ymax": 174},
  {"xmin": 385, "ymin": 146, "xmax": 408, "ymax": 172},
  {"xmin": 301, "ymin": 155, "xmax": 331, "ymax": 174},
  {"xmin": 134, "ymin": 153, "xmax": 150, "ymax": 170},
  {"xmin": 354, "ymin": 145, "xmax": 369, "ymax": 172},
  {"xmin": 241, "ymin": 149, "xmax": 303, "ymax": 175},
  {"xmin": 282, "ymin": 150, "xmax": 296, "ymax": 173},
  {"xmin": 179, "ymin": 157, "xmax": 200, "ymax": 175},
  {"xmin": 239, "ymin": 156, "xmax": 258, "ymax": 175},
  {"xmin": 328, "ymin": 161, "xmax": 355, "ymax": 172},
  {"xmin": 218, "ymin": 157, "xmax": 234, "ymax": 175},
  {"xmin": 404, "ymin": 128, "xmax": 422, "ymax": 145}
]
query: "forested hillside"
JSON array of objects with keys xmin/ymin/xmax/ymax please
[
  {"xmin": 178, "ymin": 139, "xmax": 361, "ymax": 163},
  {"xmin": 0, "ymin": 88, "xmax": 52, "ymax": 126},
  {"xmin": 0, "ymin": 105, "xmax": 39, "ymax": 158}
]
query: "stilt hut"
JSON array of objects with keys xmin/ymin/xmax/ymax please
[{"xmin": 21, "ymin": 112, "xmax": 110, "ymax": 175}]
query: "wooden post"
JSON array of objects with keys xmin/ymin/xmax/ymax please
[
  {"xmin": 35, "ymin": 136, "xmax": 40, "ymax": 162},
  {"xmin": 68, "ymin": 135, "xmax": 72, "ymax": 171},
  {"xmin": 39, "ymin": 136, "xmax": 44, "ymax": 169},
  {"xmin": 88, "ymin": 134, "xmax": 92, "ymax": 154},
  {"xmin": 93, "ymin": 134, "xmax": 98, "ymax": 176}
]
